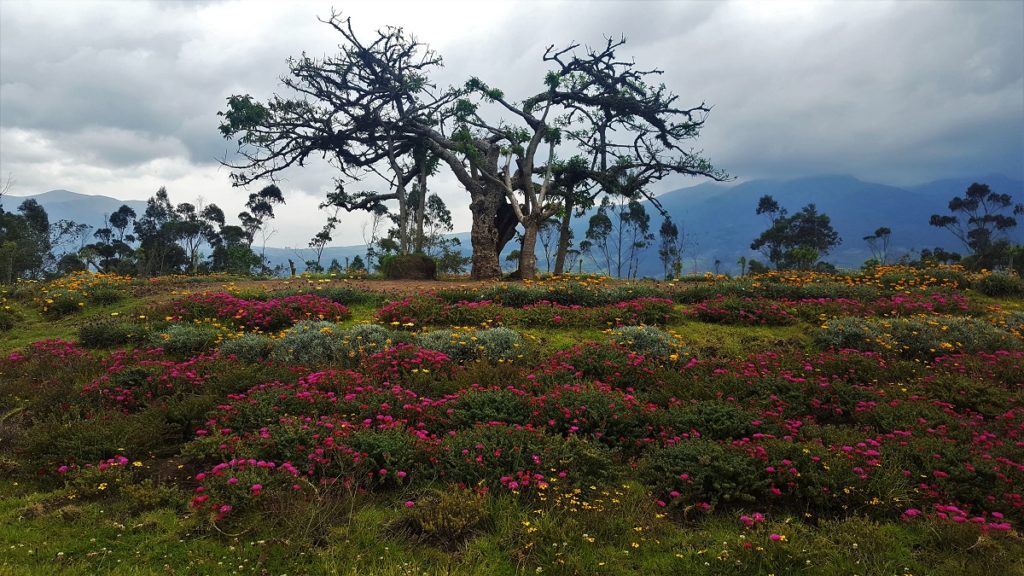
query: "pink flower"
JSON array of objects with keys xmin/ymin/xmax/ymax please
[
  {"xmin": 769, "ymin": 534, "xmax": 783, "ymax": 541},
  {"xmin": 404, "ymin": 500, "xmax": 415, "ymax": 508},
  {"xmin": 250, "ymin": 483, "xmax": 263, "ymax": 495},
  {"xmin": 227, "ymin": 477, "xmax": 238, "ymax": 485}
]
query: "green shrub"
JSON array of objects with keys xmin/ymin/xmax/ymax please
[
  {"xmin": 417, "ymin": 327, "xmax": 525, "ymax": 364},
  {"xmin": 657, "ymin": 402, "xmax": 757, "ymax": 440},
  {"xmin": 676, "ymin": 280, "xmax": 890, "ymax": 304},
  {"xmin": 87, "ymin": 285, "xmax": 125, "ymax": 305},
  {"xmin": 336, "ymin": 324, "xmax": 410, "ymax": 361},
  {"xmin": 380, "ymin": 254, "xmax": 436, "ymax": 280},
  {"xmin": 817, "ymin": 316, "xmax": 1021, "ymax": 359},
  {"xmin": 417, "ymin": 329, "xmax": 472, "ymax": 362},
  {"xmin": 21, "ymin": 410, "xmax": 170, "ymax": 470},
  {"xmin": 329, "ymin": 427, "xmax": 431, "ymax": 488},
  {"xmin": 0, "ymin": 304, "xmax": 22, "ymax": 332},
  {"xmin": 78, "ymin": 318, "xmax": 149, "ymax": 348},
  {"xmin": 609, "ymin": 325, "xmax": 677, "ymax": 359},
  {"xmin": 439, "ymin": 425, "xmax": 611, "ymax": 488},
  {"xmin": 976, "ymin": 273, "xmax": 1024, "ymax": 297},
  {"xmin": 275, "ymin": 286, "xmax": 382, "ymax": 306},
  {"xmin": 477, "ymin": 284, "xmax": 545, "ymax": 307},
  {"xmin": 271, "ymin": 320, "xmax": 344, "ymax": 366},
  {"xmin": 638, "ymin": 438, "xmax": 766, "ymax": 508},
  {"xmin": 392, "ymin": 487, "xmax": 490, "ymax": 548},
  {"xmin": 41, "ymin": 290, "xmax": 84, "ymax": 319},
  {"xmin": 474, "ymin": 327, "xmax": 525, "ymax": 361},
  {"xmin": 154, "ymin": 323, "xmax": 221, "ymax": 357},
  {"xmin": 219, "ymin": 333, "xmax": 275, "ymax": 362},
  {"xmin": 447, "ymin": 389, "xmax": 534, "ymax": 428}
]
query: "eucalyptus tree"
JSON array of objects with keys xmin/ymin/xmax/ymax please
[
  {"xmin": 929, "ymin": 182, "xmax": 1023, "ymax": 270},
  {"xmin": 238, "ymin": 184, "xmax": 285, "ymax": 249}
]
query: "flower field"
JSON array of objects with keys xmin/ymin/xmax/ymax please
[{"xmin": 1, "ymin": 268, "xmax": 1023, "ymax": 575}]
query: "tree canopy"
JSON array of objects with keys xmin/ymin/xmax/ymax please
[{"xmin": 218, "ymin": 12, "xmax": 726, "ymax": 279}]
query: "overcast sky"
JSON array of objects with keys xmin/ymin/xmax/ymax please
[{"xmin": 1, "ymin": 0, "xmax": 1022, "ymax": 247}]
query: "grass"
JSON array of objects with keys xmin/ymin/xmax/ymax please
[
  {"xmin": 5, "ymin": 479, "xmax": 1019, "ymax": 576},
  {"xmin": 2, "ymin": 272, "xmax": 1023, "ymax": 575}
]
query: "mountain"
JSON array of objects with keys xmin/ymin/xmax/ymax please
[
  {"xmin": 640, "ymin": 174, "xmax": 1023, "ymax": 275},
  {"xmin": 2, "ymin": 190, "xmax": 149, "ymax": 231},
  {"xmin": 7, "ymin": 174, "xmax": 1022, "ymax": 276}
]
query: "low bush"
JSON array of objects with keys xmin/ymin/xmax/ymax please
[
  {"xmin": 159, "ymin": 292, "xmax": 351, "ymax": 332},
  {"xmin": 609, "ymin": 325, "xmax": 678, "ymax": 359},
  {"xmin": 976, "ymin": 273, "xmax": 1024, "ymax": 298},
  {"xmin": 78, "ymin": 317, "xmax": 149, "ymax": 348},
  {"xmin": 380, "ymin": 295, "xmax": 678, "ymax": 328},
  {"xmin": 219, "ymin": 333, "xmax": 275, "ymax": 362},
  {"xmin": 271, "ymin": 320, "xmax": 344, "ymax": 366},
  {"xmin": 688, "ymin": 296, "xmax": 796, "ymax": 325},
  {"xmin": 335, "ymin": 323, "xmax": 411, "ymax": 361},
  {"xmin": 418, "ymin": 327, "xmax": 525, "ymax": 363},
  {"xmin": 446, "ymin": 388, "xmax": 534, "ymax": 428},
  {"xmin": 380, "ymin": 254, "xmax": 436, "ymax": 280},
  {"xmin": 0, "ymin": 301, "xmax": 21, "ymax": 332},
  {"xmin": 439, "ymin": 424, "xmax": 611, "ymax": 490},
  {"xmin": 391, "ymin": 487, "xmax": 490, "ymax": 548},
  {"xmin": 638, "ymin": 438, "xmax": 767, "ymax": 509},
  {"xmin": 817, "ymin": 316, "xmax": 1022, "ymax": 359},
  {"xmin": 153, "ymin": 323, "xmax": 222, "ymax": 357}
]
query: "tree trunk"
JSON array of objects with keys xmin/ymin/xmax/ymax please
[
  {"xmin": 518, "ymin": 219, "xmax": 539, "ymax": 280},
  {"xmin": 414, "ymin": 162, "xmax": 427, "ymax": 253},
  {"xmin": 469, "ymin": 190, "xmax": 502, "ymax": 280},
  {"xmin": 396, "ymin": 182, "xmax": 409, "ymax": 255},
  {"xmin": 553, "ymin": 197, "xmax": 573, "ymax": 275}
]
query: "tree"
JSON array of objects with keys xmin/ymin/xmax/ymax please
[
  {"xmin": 537, "ymin": 218, "xmax": 560, "ymax": 274},
  {"xmin": 81, "ymin": 205, "xmax": 138, "ymax": 274},
  {"xmin": 172, "ymin": 201, "xmax": 224, "ymax": 273},
  {"xmin": 238, "ymin": 184, "xmax": 285, "ymax": 250},
  {"xmin": 307, "ymin": 207, "xmax": 341, "ymax": 273},
  {"xmin": 863, "ymin": 226, "xmax": 892, "ymax": 265},
  {"xmin": 0, "ymin": 198, "xmax": 89, "ymax": 281},
  {"xmin": 658, "ymin": 216, "xmax": 683, "ymax": 280},
  {"xmin": 109, "ymin": 205, "xmax": 136, "ymax": 243},
  {"xmin": 218, "ymin": 14, "xmax": 466, "ymax": 270},
  {"xmin": 621, "ymin": 199, "xmax": 654, "ymax": 279},
  {"xmin": 582, "ymin": 205, "xmax": 613, "ymax": 274},
  {"xmin": 219, "ymin": 14, "xmax": 726, "ymax": 280},
  {"xmin": 581, "ymin": 196, "xmax": 653, "ymax": 278},
  {"xmin": 750, "ymin": 198, "xmax": 841, "ymax": 270},
  {"xmin": 929, "ymin": 182, "xmax": 1022, "ymax": 270},
  {"xmin": 135, "ymin": 187, "xmax": 188, "ymax": 276},
  {"xmin": 549, "ymin": 156, "xmax": 593, "ymax": 275},
  {"xmin": 0, "ymin": 199, "xmax": 49, "ymax": 280}
]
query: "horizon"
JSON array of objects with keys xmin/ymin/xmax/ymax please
[{"xmin": 6, "ymin": 172, "xmax": 1015, "ymax": 268}]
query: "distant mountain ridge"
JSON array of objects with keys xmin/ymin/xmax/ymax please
[{"xmin": 5, "ymin": 174, "xmax": 1022, "ymax": 275}]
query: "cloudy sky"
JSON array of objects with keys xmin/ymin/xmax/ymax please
[{"xmin": 1, "ymin": 0, "xmax": 1022, "ymax": 247}]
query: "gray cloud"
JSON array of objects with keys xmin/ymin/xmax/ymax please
[{"xmin": 1, "ymin": 0, "xmax": 1021, "ymax": 247}]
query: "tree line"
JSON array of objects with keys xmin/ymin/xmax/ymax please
[{"xmin": 0, "ymin": 183, "xmax": 284, "ymax": 280}]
